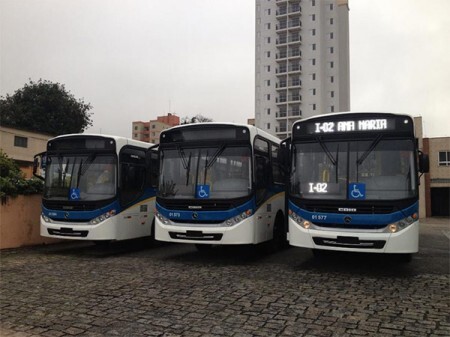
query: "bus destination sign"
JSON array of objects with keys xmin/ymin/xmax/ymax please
[
  {"xmin": 313, "ymin": 118, "xmax": 389, "ymax": 134},
  {"xmin": 292, "ymin": 116, "xmax": 409, "ymax": 137}
]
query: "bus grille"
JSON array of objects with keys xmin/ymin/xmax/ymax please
[
  {"xmin": 48, "ymin": 228, "xmax": 89, "ymax": 237},
  {"xmin": 313, "ymin": 236, "xmax": 385, "ymax": 249},
  {"xmin": 169, "ymin": 231, "xmax": 223, "ymax": 241}
]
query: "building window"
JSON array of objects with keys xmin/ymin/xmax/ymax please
[
  {"xmin": 312, "ymin": 59, "xmax": 316, "ymax": 66},
  {"xmin": 267, "ymin": 108, "xmax": 271, "ymax": 115},
  {"xmin": 311, "ymin": 14, "xmax": 316, "ymax": 21},
  {"xmin": 267, "ymin": 123, "xmax": 271, "ymax": 130},
  {"xmin": 310, "ymin": 88, "xmax": 316, "ymax": 96},
  {"xmin": 331, "ymin": 91, "xmax": 334, "ymax": 98},
  {"xmin": 265, "ymin": 9, "xmax": 271, "ymax": 15},
  {"xmin": 312, "ymin": 73, "xmax": 316, "ymax": 80},
  {"xmin": 330, "ymin": 46, "xmax": 334, "ymax": 54},
  {"xmin": 134, "ymin": 126, "xmax": 138, "ymax": 130},
  {"xmin": 265, "ymin": 80, "xmax": 271, "ymax": 86},
  {"xmin": 330, "ymin": 4, "xmax": 334, "ymax": 10},
  {"xmin": 267, "ymin": 51, "xmax": 271, "ymax": 57},
  {"xmin": 312, "ymin": 0, "xmax": 316, "ymax": 6},
  {"xmin": 330, "ymin": 106, "xmax": 335, "ymax": 112},
  {"xmin": 267, "ymin": 37, "xmax": 271, "ymax": 43},
  {"xmin": 330, "ymin": 32, "xmax": 334, "ymax": 39},
  {"xmin": 312, "ymin": 104, "xmax": 316, "ymax": 111},
  {"xmin": 330, "ymin": 61, "xmax": 334, "ymax": 68},
  {"xmin": 152, "ymin": 124, "xmax": 156, "ymax": 129},
  {"xmin": 134, "ymin": 134, "xmax": 138, "ymax": 138},
  {"xmin": 14, "ymin": 136, "xmax": 28, "ymax": 148},
  {"xmin": 266, "ymin": 23, "xmax": 271, "ymax": 29},
  {"xmin": 330, "ymin": 76, "xmax": 334, "ymax": 83},
  {"xmin": 267, "ymin": 94, "xmax": 271, "ymax": 101},
  {"xmin": 439, "ymin": 151, "xmax": 450, "ymax": 166},
  {"xmin": 312, "ymin": 29, "xmax": 316, "ymax": 36},
  {"xmin": 312, "ymin": 43, "xmax": 316, "ymax": 51},
  {"xmin": 265, "ymin": 65, "xmax": 271, "ymax": 72},
  {"xmin": 330, "ymin": 18, "xmax": 334, "ymax": 25}
]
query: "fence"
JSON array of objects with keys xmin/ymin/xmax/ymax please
[{"xmin": 0, "ymin": 195, "xmax": 60, "ymax": 249}]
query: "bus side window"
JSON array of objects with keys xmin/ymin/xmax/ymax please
[
  {"xmin": 120, "ymin": 148, "xmax": 146, "ymax": 206},
  {"xmin": 146, "ymin": 150, "xmax": 159, "ymax": 188},
  {"xmin": 254, "ymin": 138, "xmax": 270, "ymax": 205},
  {"xmin": 271, "ymin": 144, "xmax": 284, "ymax": 184}
]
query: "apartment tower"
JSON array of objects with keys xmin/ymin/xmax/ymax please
[{"xmin": 255, "ymin": 0, "xmax": 350, "ymax": 138}]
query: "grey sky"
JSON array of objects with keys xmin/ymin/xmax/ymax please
[{"xmin": 1, "ymin": 0, "xmax": 449, "ymax": 138}]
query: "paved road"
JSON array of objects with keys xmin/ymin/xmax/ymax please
[{"xmin": 1, "ymin": 218, "xmax": 449, "ymax": 337}]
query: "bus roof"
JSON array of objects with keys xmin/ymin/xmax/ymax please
[
  {"xmin": 49, "ymin": 133, "xmax": 155, "ymax": 148},
  {"xmin": 161, "ymin": 122, "xmax": 281, "ymax": 145}
]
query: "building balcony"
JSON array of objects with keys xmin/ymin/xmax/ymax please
[
  {"xmin": 289, "ymin": 64, "xmax": 302, "ymax": 73},
  {"xmin": 276, "ymin": 51, "xmax": 288, "ymax": 60},
  {"xmin": 288, "ymin": 109, "xmax": 302, "ymax": 117},
  {"xmin": 276, "ymin": 81, "xmax": 287, "ymax": 89},
  {"xmin": 276, "ymin": 112, "xmax": 287, "ymax": 119},
  {"xmin": 276, "ymin": 7, "xmax": 288, "ymax": 17},
  {"xmin": 276, "ymin": 66, "xmax": 288, "ymax": 74}
]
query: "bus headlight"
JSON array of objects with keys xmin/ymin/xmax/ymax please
[
  {"xmin": 156, "ymin": 212, "xmax": 169, "ymax": 225},
  {"xmin": 224, "ymin": 209, "xmax": 252, "ymax": 227},
  {"xmin": 289, "ymin": 209, "xmax": 311, "ymax": 229},
  {"xmin": 42, "ymin": 214, "xmax": 51, "ymax": 223},
  {"xmin": 386, "ymin": 213, "xmax": 418, "ymax": 233},
  {"xmin": 90, "ymin": 210, "xmax": 116, "ymax": 225}
]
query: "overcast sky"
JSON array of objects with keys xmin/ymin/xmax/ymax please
[{"xmin": 1, "ymin": 0, "xmax": 449, "ymax": 138}]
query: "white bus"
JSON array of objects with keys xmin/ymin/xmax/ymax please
[
  {"xmin": 34, "ymin": 134, "xmax": 158, "ymax": 243},
  {"xmin": 287, "ymin": 112, "xmax": 429, "ymax": 260},
  {"xmin": 155, "ymin": 123, "xmax": 286, "ymax": 251}
]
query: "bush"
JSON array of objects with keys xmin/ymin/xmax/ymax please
[{"xmin": 0, "ymin": 150, "xmax": 43, "ymax": 198}]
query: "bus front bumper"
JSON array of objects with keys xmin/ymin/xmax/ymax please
[
  {"xmin": 288, "ymin": 219, "xmax": 419, "ymax": 254},
  {"xmin": 155, "ymin": 217, "xmax": 257, "ymax": 245}
]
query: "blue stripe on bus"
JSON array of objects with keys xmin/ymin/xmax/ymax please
[
  {"xmin": 289, "ymin": 200, "xmax": 418, "ymax": 226},
  {"xmin": 157, "ymin": 198, "xmax": 256, "ymax": 222},
  {"xmin": 43, "ymin": 188, "xmax": 157, "ymax": 221}
]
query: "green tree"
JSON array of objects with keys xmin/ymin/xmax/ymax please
[
  {"xmin": 0, "ymin": 150, "xmax": 43, "ymax": 199},
  {"xmin": 0, "ymin": 79, "xmax": 93, "ymax": 135},
  {"xmin": 181, "ymin": 114, "xmax": 213, "ymax": 124}
]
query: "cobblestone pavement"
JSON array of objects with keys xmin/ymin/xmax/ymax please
[{"xmin": 1, "ymin": 218, "xmax": 449, "ymax": 337}]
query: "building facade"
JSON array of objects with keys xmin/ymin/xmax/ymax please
[
  {"xmin": 255, "ymin": 0, "xmax": 350, "ymax": 138},
  {"xmin": 0, "ymin": 126, "xmax": 51, "ymax": 178},
  {"xmin": 423, "ymin": 137, "xmax": 450, "ymax": 216},
  {"xmin": 132, "ymin": 113, "xmax": 180, "ymax": 144}
]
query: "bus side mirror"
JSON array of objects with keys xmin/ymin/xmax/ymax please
[
  {"xmin": 419, "ymin": 151, "xmax": 429, "ymax": 174},
  {"xmin": 279, "ymin": 138, "xmax": 291, "ymax": 172},
  {"xmin": 33, "ymin": 152, "xmax": 46, "ymax": 181}
]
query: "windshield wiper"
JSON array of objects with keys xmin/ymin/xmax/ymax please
[
  {"xmin": 315, "ymin": 137, "xmax": 336, "ymax": 166},
  {"xmin": 202, "ymin": 144, "xmax": 226, "ymax": 185},
  {"xmin": 357, "ymin": 134, "xmax": 383, "ymax": 165},
  {"xmin": 177, "ymin": 147, "xmax": 193, "ymax": 186},
  {"xmin": 80, "ymin": 153, "xmax": 97, "ymax": 176}
]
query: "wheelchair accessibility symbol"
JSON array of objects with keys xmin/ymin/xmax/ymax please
[
  {"xmin": 348, "ymin": 183, "xmax": 365, "ymax": 200},
  {"xmin": 196, "ymin": 185, "xmax": 210, "ymax": 199},
  {"xmin": 69, "ymin": 188, "xmax": 80, "ymax": 200}
]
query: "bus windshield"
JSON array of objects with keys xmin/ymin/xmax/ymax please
[
  {"xmin": 44, "ymin": 154, "xmax": 117, "ymax": 201},
  {"xmin": 290, "ymin": 139, "xmax": 417, "ymax": 200},
  {"xmin": 158, "ymin": 146, "xmax": 251, "ymax": 199}
]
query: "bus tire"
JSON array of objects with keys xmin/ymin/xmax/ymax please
[
  {"xmin": 268, "ymin": 213, "xmax": 287, "ymax": 252},
  {"xmin": 397, "ymin": 253, "xmax": 412, "ymax": 263}
]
